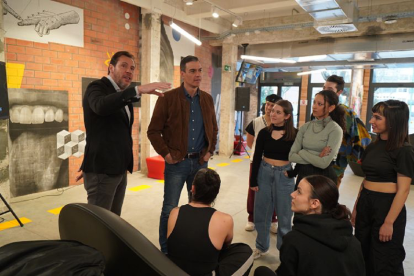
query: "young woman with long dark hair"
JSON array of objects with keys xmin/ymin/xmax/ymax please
[
  {"xmin": 254, "ymin": 175, "xmax": 365, "ymax": 276},
  {"xmin": 249, "ymin": 100, "xmax": 297, "ymax": 259},
  {"xmin": 289, "ymin": 90, "xmax": 345, "ymax": 185},
  {"xmin": 352, "ymin": 100, "xmax": 414, "ymax": 276}
]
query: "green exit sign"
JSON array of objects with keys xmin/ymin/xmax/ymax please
[{"xmin": 224, "ymin": 65, "xmax": 231, "ymax": 72}]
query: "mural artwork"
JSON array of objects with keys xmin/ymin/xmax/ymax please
[
  {"xmin": 3, "ymin": 0, "xmax": 84, "ymax": 47},
  {"xmin": 8, "ymin": 88, "xmax": 69, "ymax": 197}
]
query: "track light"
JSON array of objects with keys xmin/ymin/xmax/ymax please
[
  {"xmin": 232, "ymin": 18, "xmax": 242, "ymax": 28},
  {"xmin": 241, "ymin": 55, "xmax": 297, "ymax": 64},
  {"xmin": 170, "ymin": 22, "xmax": 202, "ymax": 46},
  {"xmin": 297, "ymin": 68, "xmax": 326, "ymax": 76},
  {"xmin": 212, "ymin": 6, "xmax": 219, "ymax": 18},
  {"xmin": 184, "ymin": 0, "xmax": 194, "ymax": 6}
]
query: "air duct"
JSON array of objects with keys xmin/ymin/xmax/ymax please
[{"xmin": 295, "ymin": 0, "xmax": 359, "ymax": 34}]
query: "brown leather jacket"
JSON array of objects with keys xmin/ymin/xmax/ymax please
[{"xmin": 147, "ymin": 84, "xmax": 218, "ymax": 165}]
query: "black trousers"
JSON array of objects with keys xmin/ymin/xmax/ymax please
[
  {"xmin": 83, "ymin": 172, "xmax": 127, "ymax": 216},
  {"xmin": 216, "ymin": 243, "xmax": 253, "ymax": 276},
  {"xmin": 355, "ymin": 188, "xmax": 406, "ymax": 276},
  {"xmin": 295, "ymin": 163, "xmax": 337, "ymax": 188}
]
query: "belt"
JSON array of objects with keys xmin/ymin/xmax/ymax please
[{"xmin": 185, "ymin": 152, "xmax": 201, "ymax": 159}]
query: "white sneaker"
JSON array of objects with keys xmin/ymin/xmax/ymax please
[
  {"xmin": 270, "ymin": 222, "xmax": 278, "ymax": 234},
  {"xmin": 245, "ymin": 221, "xmax": 255, "ymax": 231},
  {"xmin": 253, "ymin": 248, "xmax": 269, "ymax": 259}
]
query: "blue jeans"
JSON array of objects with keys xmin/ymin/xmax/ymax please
[
  {"xmin": 254, "ymin": 161, "xmax": 294, "ymax": 251},
  {"xmin": 159, "ymin": 158, "xmax": 207, "ymax": 253}
]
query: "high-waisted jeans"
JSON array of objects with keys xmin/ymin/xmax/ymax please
[{"xmin": 254, "ymin": 161, "xmax": 295, "ymax": 251}]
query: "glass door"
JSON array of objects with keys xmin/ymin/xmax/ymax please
[
  {"xmin": 370, "ymin": 87, "xmax": 414, "ymax": 134},
  {"xmin": 259, "ymin": 85, "xmax": 300, "ymax": 127},
  {"xmin": 281, "ymin": 86, "xmax": 300, "ymax": 127}
]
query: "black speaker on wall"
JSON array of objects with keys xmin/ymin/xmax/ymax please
[
  {"xmin": 0, "ymin": 62, "xmax": 10, "ymax": 120},
  {"xmin": 235, "ymin": 87, "xmax": 250, "ymax": 111}
]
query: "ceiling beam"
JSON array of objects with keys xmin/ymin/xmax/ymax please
[
  {"xmin": 122, "ymin": 0, "xmax": 228, "ymax": 33},
  {"xmin": 185, "ymin": 0, "xmax": 296, "ymax": 18}
]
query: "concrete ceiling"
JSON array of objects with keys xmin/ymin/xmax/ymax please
[{"xmin": 122, "ymin": 0, "xmax": 414, "ymax": 71}]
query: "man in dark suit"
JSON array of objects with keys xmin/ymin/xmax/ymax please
[{"xmin": 76, "ymin": 51, "xmax": 170, "ymax": 215}]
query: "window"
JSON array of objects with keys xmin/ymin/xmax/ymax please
[
  {"xmin": 367, "ymin": 67, "xmax": 414, "ymax": 134},
  {"xmin": 306, "ymin": 69, "xmax": 352, "ymax": 120}
]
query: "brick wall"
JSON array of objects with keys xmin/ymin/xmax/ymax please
[
  {"xmin": 361, "ymin": 69, "xmax": 371, "ymax": 124},
  {"xmin": 299, "ymin": 75, "xmax": 309, "ymax": 127},
  {"xmin": 5, "ymin": 0, "xmax": 140, "ymax": 185}
]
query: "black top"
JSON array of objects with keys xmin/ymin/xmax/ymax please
[
  {"xmin": 361, "ymin": 138, "xmax": 414, "ymax": 183},
  {"xmin": 276, "ymin": 214, "xmax": 365, "ymax": 276},
  {"xmin": 250, "ymin": 128, "xmax": 295, "ymax": 187},
  {"xmin": 168, "ymin": 205, "xmax": 219, "ymax": 276}
]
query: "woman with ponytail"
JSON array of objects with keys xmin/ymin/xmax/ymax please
[
  {"xmin": 167, "ymin": 168, "xmax": 253, "ymax": 276},
  {"xmin": 254, "ymin": 175, "xmax": 365, "ymax": 276},
  {"xmin": 288, "ymin": 90, "xmax": 345, "ymax": 186}
]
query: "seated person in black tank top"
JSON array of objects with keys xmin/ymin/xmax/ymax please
[{"xmin": 167, "ymin": 168, "xmax": 253, "ymax": 276}]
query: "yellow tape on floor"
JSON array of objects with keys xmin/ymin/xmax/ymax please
[
  {"xmin": 129, "ymin": 185, "xmax": 151, "ymax": 192},
  {"xmin": 217, "ymin": 163, "xmax": 230, "ymax": 167},
  {"xmin": 208, "ymin": 167, "xmax": 216, "ymax": 170},
  {"xmin": 156, "ymin": 180, "xmax": 164, "ymax": 183},
  {"xmin": 0, "ymin": 217, "xmax": 31, "ymax": 231},
  {"xmin": 231, "ymin": 159, "xmax": 243, "ymax": 163},
  {"xmin": 48, "ymin": 206, "xmax": 63, "ymax": 215}
]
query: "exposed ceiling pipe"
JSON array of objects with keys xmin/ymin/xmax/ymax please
[{"xmin": 202, "ymin": 10, "xmax": 414, "ymax": 41}]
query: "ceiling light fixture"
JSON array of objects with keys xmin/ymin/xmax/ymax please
[
  {"xmin": 170, "ymin": 22, "xmax": 202, "ymax": 46},
  {"xmin": 232, "ymin": 18, "xmax": 242, "ymax": 28},
  {"xmin": 298, "ymin": 55, "xmax": 327, "ymax": 62},
  {"xmin": 212, "ymin": 6, "xmax": 219, "ymax": 18},
  {"xmin": 183, "ymin": 0, "xmax": 194, "ymax": 5},
  {"xmin": 241, "ymin": 55, "xmax": 297, "ymax": 64},
  {"xmin": 297, "ymin": 68, "xmax": 326, "ymax": 76}
]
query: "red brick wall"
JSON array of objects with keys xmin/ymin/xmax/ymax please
[
  {"xmin": 361, "ymin": 69, "xmax": 371, "ymax": 124},
  {"xmin": 299, "ymin": 75, "xmax": 309, "ymax": 127},
  {"xmin": 5, "ymin": 0, "xmax": 141, "ymax": 185}
]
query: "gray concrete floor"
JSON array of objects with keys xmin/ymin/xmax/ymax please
[{"xmin": 1, "ymin": 154, "xmax": 414, "ymax": 275}]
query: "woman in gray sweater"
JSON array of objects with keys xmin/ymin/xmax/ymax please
[{"xmin": 288, "ymin": 90, "xmax": 345, "ymax": 186}]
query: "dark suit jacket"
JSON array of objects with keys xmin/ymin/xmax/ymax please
[{"xmin": 81, "ymin": 77, "xmax": 139, "ymax": 175}]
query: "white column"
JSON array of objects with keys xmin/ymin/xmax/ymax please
[
  {"xmin": 139, "ymin": 10, "xmax": 162, "ymax": 173},
  {"xmin": 218, "ymin": 42, "xmax": 238, "ymax": 156}
]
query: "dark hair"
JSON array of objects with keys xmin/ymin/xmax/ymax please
[
  {"xmin": 180, "ymin": 55, "xmax": 199, "ymax": 72},
  {"xmin": 267, "ymin": 100, "xmax": 297, "ymax": 141},
  {"xmin": 326, "ymin": 75, "xmax": 345, "ymax": 92},
  {"xmin": 372, "ymin": 100, "xmax": 409, "ymax": 151},
  {"xmin": 305, "ymin": 175, "xmax": 351, "ymax": 220},
  {"xmin": 315, "ymin": 90, "xmax": 345, "ymax": 131},
  {"xmin": 108, "ymin": 51, "xmax": 134, "ymax": 74},
  {"xmin": 266, "ymin": 94, "xmax": 282, "ymax": 103},
  {"xmin": 191, "ymin": 168, "xmax": 221, "ymax": 205}
]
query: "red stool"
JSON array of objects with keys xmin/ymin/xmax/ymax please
[{"xmin": 146, "ymin": 155, "xmax": 165, "ymax": 180}]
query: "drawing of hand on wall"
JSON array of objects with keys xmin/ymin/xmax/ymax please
[
  {"xmin": 2, "ymin": 0, "xmax": 23, "ymax": 20},
  {"xmin": 17, "ymin": 10, "xmax": 80, "ymax": 37}
]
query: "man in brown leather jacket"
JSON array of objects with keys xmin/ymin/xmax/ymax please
[{"xmin": 148, "ymin": 55, "xmax": 218, "ymax": 254}]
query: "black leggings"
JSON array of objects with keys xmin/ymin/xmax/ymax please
[{"xmin": 355, "ymin": 188, "xmax": 406, "ymax": 276}]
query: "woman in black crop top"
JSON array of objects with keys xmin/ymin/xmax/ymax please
[
  {"xmin": 351, "ymin": 100, "xmax": 414, "ymax": 276},
  {"xmin": 167, "ymin": 168, "xmax": 253, "ymax": 276},
  {"xmin": 250, "ymin": 100, "xmax": 297, "ymax": 259}
]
